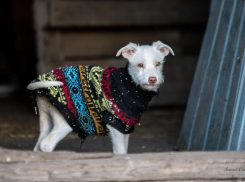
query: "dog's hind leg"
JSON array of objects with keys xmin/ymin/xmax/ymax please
[
  {"xmin": 34, "ymin": 95, "xmax": 53, "ymax": 152},
  {"xmin": 107, "ymin": 124, "xmax": 126, "ymax": 154},
  {"xmin": 39, "ymin": 102, "xmax": 72, "ymax": 152}
]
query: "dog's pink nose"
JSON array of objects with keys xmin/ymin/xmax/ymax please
[{"xmin": 148, "ymin": 77, "xmax": 157, "ymax": 84}]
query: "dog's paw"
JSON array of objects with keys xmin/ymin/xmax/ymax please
[{"xmin": 40, "ymin": 140, "xmax": 53, "ymax": 152}]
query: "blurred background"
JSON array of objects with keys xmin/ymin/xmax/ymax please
[{"xmin": 0, "ymin": 0, "xmax": 210, "ymax": 152}]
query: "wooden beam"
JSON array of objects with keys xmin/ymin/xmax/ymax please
[
  {"xmin": 0, "ymin": 148, "xmax": 245, "ymax": 181},
  {"xmin": 0, "ymin": 148, "xmax": 113, "ymax": 163},
  {"xmin": 38, "ymin": 0, "xmax": 210, "ymax": 28}
]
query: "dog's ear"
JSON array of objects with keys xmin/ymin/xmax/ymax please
[
  {"xmin": 152, "ymin": 41, "xmax": 175, "ymax": 56},
  {"xmin": 116, "ymin": 43, "xmax": 138, "ymax": 59}
]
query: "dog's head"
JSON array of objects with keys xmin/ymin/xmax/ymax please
[{"xmin": 116, "ymin": 41, "xmax": 174, "ymax": 92}]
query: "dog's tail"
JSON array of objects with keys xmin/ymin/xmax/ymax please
[{"xmin": 27, "ymin": 81, "xmax": 63, "ymax": 90}]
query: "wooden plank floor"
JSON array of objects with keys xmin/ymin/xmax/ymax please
[{"xmin": 1, "ymin": 148, "xmax": 245, "ymax": 181}]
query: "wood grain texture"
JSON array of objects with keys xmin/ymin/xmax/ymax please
[
  {"xmin": 46, "ymin": 0, "xmax": 209, "ymax": 27},
  {"xmin": 60, "ymin": 30, "xmax": 181, "ymax": 59},
  {"xmin": 227, "ymin": 16, "xmax": 245, "ymax": 151},
  {"xmin": 190, "ymin": 0, "xmax": 234, "ymax": 150},
  {"xmin": 177, "ymin": 0, "xmax": 223, "ymax": 150},
  {"xmin": 36, "ymin": 31, "xmax": 64, "ymax": 74},
  {"xmin": 0, "ymin": 148, "xmax": 245, "ymax": 181},
  {"xmin": 177, "ymin": 0, "xmax": 245, "ymax": 151},
  {"xmin": 211, "ymin": 4, "xmax": 245, "ymax": 150},
  {"xmin": 0, "ymin": 148, "xmax": 113, "ymax": 163},
  {"xmin": 35, "ymin": 29, "xmax": 182, "ymax": 73},
  {"xmin": 205, "ymin": 0, "xmax": 245, "ymax": 150}
]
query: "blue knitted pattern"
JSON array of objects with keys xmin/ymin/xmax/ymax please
[{"xmin": 61, "ymin": 66, "xmax": 96, "ymax": 135}]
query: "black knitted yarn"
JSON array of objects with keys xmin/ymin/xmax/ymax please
[
  {"xmin": 109, "ymin": 63, "xmax": 157, "ymax": 120},
  {"xmin": 102, "ymin": 112, "xmax": 135, "ymax": 134}
]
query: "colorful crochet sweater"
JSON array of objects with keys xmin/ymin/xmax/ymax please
[{"xmin": 30, "ymin": 65, "xmax": 156, "ymax": 141}]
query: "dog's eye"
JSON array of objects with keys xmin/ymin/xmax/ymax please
[
  {"xmin": 156, "ymin": 62, "xmax": 161, "ymax": 67},
  {"xmin": 137, "ymin": 63, "xmax": 144, "ymax": 68}
]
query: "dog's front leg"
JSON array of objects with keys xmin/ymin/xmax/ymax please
[
  {"xmin": 124, "ymin": 134, "xmax": 130, "ymax": 153},
  {"xmin": 106, "ymin": 125, "xmax": 127, "ymax": 154}
]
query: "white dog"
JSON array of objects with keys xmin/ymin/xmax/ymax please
[{"xmin": 27, "ymin": 41, "xmax": 174, "ymax": 154}]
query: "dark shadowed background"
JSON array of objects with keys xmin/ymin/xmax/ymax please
[{"xmin": 0, "ymin": 0, "xmax": 209, "ymax": 152}]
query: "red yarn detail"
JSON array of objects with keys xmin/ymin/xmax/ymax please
[
  {"xmin": 101, "ymin": 67, "xmax": 140, "ymax": 126},
  {"xmin": 53, "ymin": 68, "xmax": 78, "ymax": 119}
]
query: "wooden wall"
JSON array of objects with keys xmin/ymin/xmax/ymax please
[
  {"xmin": 177, "ymin": 0, "xmax": 245, "ymax": 151},
  {"xmin": 34, "ymin": 0, "xmax": 209, "ymax": 106}
]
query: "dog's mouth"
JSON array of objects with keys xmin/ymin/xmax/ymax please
[
  {"xmin": 142, "ymin": 84, "xmax": 159, "ymax": 87},
  {"xmin": 141, "ymin": 84, "xmax": 160, "ymax": 92}
]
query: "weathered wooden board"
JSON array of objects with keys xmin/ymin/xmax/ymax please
[
  {"xmin": 0, "ymin": 148, "xmax": 113, "ymax": 163},
  {"xmin": 60, "ymin": 30, "xmax": 181, "ymax": 59},
  {"xmin": 1, "ymin": 148, "xmax": 245, "ymax": 181},
  {"xmin": 190, "ymin": 0, "xmax": 236, "ymax": 150},
  {"xmin": 227, "ymin": 22, "xmax": 245, "ymax": 151},
  {"xmin": 177, "ymin": 0, "xmax": 245, "ymax": 150},
  {"xmin": 36, "ymin": 31, "xmax": 63, "ymax": 74},
  {"xmin": 206, "ymin": 0, "xmax": 245, "ymax": 151},
  {"xmin": 39, "ymin": 0, "xmax": 209, "ymax": 27},
  {"xmin": 36, "ymin": 29, "xmax": 204, "ymax": 64},
  {"xmin": 36, "ymin": 29, "xmax": 182, "ymax": 73}
]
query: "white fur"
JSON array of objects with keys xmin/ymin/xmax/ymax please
[
  {"xmin": 27, "ymin": 81, "xmax": 63, "ymax": 90},
  {"xmin": 116, "ymin": 41, "xmax": 174, "ymax": 92},
  {"xmin": 33, "ymin": 95, "xmax": 73, "ymax": 152},
  {"xmin": 33, "ymin": 95, "xmax": 129, "ymax": 154},
  {"xmin": 107, "ymin": 125, "xmax": 129, "ymax": 154},
  {"xmin": 29, "ymin": 41, "xmax": 174, "ymax": 154}
]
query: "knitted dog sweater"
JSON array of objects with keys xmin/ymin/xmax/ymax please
[{"xmin": 30, "ymin": 65, "xmax": 156, "ymax": 141}]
